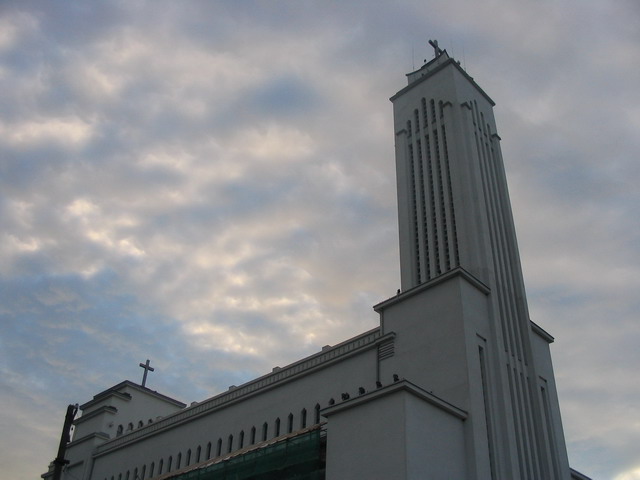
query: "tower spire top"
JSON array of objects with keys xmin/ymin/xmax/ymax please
[{"xmin": 428, "ymin": 39, "xmax": 444, "ymax": 58}]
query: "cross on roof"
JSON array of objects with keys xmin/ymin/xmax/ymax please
[
  {"xmin": 139, "ymin": 359, "xmax": 155, "ymax": 387},
  {"xmin": 428, "ymin": 39, "xmax": 444, "ymax": 58}
]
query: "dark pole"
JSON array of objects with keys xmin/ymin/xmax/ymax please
[{"xmin": 52, "ymin": 404, "xmax": 78, "ymax": 480}]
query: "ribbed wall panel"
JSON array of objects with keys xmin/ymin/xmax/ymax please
[{"xmin": 403, "ymin": 97, "xmax": 460, "ymax": 285}]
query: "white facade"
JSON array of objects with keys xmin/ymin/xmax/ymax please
[{"xmin": 44, "ymin": 50, "xmax": 587, "ymax": 480}]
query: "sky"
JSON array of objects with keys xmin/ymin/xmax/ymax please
[{"xmin": 1, "ymin": 1, "xmax": 638, "ymax": 479}]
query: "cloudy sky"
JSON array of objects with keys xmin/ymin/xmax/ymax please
[{"xmin": 1, "ymin": 1, "xmax": 638, "ymax": 479}]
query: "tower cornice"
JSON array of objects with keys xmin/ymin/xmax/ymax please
[{"xmin": 390, "ymin": 56, "xmax": 495, "ymax": 107}]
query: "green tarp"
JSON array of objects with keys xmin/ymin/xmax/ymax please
[{"xmin": 169, "ymin": 429, "xmax": 325, "ymax": 480}]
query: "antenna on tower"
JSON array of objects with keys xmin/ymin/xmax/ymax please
[
  {"xmin": 462, "ymin": 45, "xmax": 466, "ymax": 71},
  {"xmin": 412, "ymin": 43, "xmax": 415, "ymax": 70}
]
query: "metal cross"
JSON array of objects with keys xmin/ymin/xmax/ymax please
[
  {"xmin": 139, "ymin": 359, "xmax": 155, "ymax": 387},
  {"xmin": 428, "ymin": 39, "xmax": 444, "ymax": 58}
]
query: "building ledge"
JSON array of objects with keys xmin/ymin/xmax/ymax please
[
  {"xmin": 570, "ymin": 467, "xmax": 593, "ymax": 480},
  {"xmin": 322, "ymin": 379, "xmax": 467, "ymax": 421},
  {"xmin": 73, "ymin": 405, "xmax": 117, "ymax": 426},
  {"xmin": 373, "ymin": 267, "xmax": 490, "ymax": 312},
  {"xmin": 81, "ymin": 380, "xmax": 186, "ymax": 411},
  {"xmin": 530, "ymin": 320, "xmax": 555, "ymax": 344},
  {"xmin": 67, "ymin": 431, "xmax": 110, "ymax": 449}
]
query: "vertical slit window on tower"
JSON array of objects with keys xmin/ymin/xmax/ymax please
[
  {"xmin": 479, "ymin": 346, "xmax": 497, "ymax": 479},
  {"xmin": 417, "ymin": 137, "xmax": 427, "ymax": 280},
  {"xmin": 408, "ymin": 142, "xmax": 421, "ymax": 283},
  {"xmin": 434, "ymin": 128, "xmax": 447, "ymax": 273},
  {"xmin": 421, "ymin": 98, "xmax": 428, "ymax": 124},
  {"xmin": 441, "ymin": 124, "xmax": 459, "ymax": 266},
  {"xmin": 541, "ymin": 385, "xmax": 561, "ymax": 478},
  {"xmin": 426, "ymin": 133, "xmax": 438, "ymax": 276}
]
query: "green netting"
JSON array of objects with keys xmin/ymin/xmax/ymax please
[{"xmin": 170, "ymin": 429, "xmax": 325, "ymax": 480}]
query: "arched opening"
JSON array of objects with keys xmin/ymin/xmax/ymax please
[
  {"xmin": 287, "ymin": 413, "xmax": 294, "ymax": 433},
  {"xmin": 300, "ymin": 408, "xmax": 307, "ymax": 429}
]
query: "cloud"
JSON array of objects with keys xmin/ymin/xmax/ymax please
[{"xmin": 1, "ymin": 1, "xmax": 638, "ymax": 479}]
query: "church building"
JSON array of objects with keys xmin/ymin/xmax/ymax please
[{"xmin": 43, "ymin": 45, "xmax": 590, "ymax": 480}]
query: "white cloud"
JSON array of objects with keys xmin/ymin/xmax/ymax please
[
  {"xmin": 1, "ymin": 117, "xmax": 94, "ymax": 147},
  {"xmin": 1, "ymin": 1, "xmax": 638, "ymax": 479}
]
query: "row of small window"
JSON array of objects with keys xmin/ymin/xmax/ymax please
[
  {"xmin": 105, "ymin": 405, "xmax": 322, "ymax": 480},
  {"xmin": 115, "ymin": 418, "xmax": 156, "ymax": 436}
]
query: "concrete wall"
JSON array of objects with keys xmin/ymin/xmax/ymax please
[
  {"xmin": 87, "ymin": 332, "xmax": 385, "ymax": 480},
  {"xmin": 324, "ymin": 381, "xmax": 467, "ymax": 480}
]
